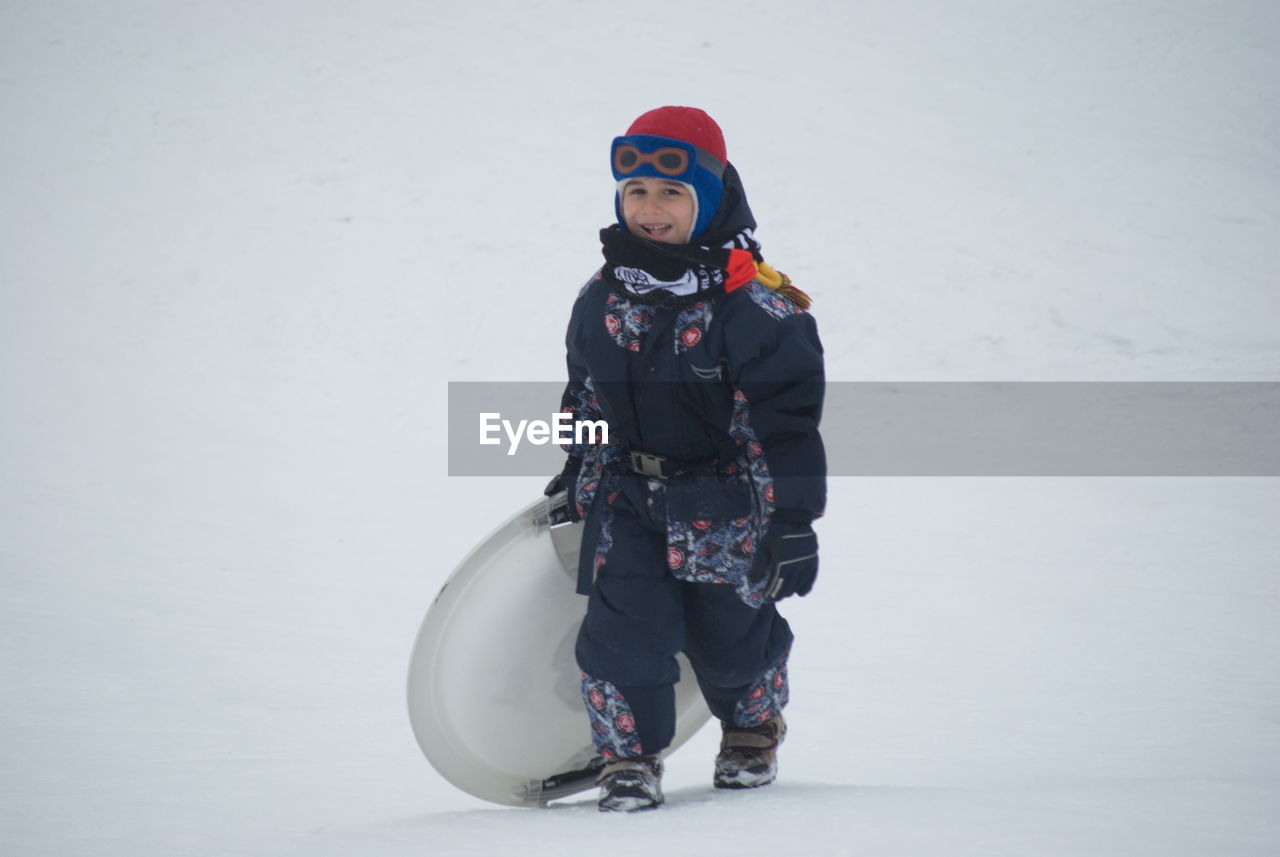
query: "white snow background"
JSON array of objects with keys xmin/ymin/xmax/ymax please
[{"xmin": 3, "ymin": 1, "xmax": 1278, "ymax": 855}]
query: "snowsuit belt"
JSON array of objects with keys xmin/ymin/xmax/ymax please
[{"xmin": 626, "ymin": 448, "xmax": 720, "ymax": 480}]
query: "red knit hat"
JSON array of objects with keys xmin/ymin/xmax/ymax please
[{"xmin": 625, "ymin": 106, "xmax": 727, "ymax": 165}]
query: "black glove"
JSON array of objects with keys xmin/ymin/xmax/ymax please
[
  {"xmin": 751, "ymin": 521, "xmax": 818, "ymax": 602},
  {"xmin": 544, "ymin": 472, "xmax": 568, "ymax": 497},
  {"xmin": 544, "ymin": 461, "xmax": 582, "ymax": 522}
]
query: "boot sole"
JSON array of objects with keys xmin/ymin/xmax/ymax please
[
  {"xmin": 598, "ymin": 797, "xmax": 664, "ymax": 812},
  {"xmin": 714, "ymin": 770, "xmax": 777, "ymax": 790}
]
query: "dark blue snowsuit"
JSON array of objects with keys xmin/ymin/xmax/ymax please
[{"xmin": 558, "ymin": 265, "xmax": 826, "ymax": 760}]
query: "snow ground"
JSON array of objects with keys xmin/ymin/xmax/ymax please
[{"xmin": 2, "ymin": 1, "xmax": 1278, "ymax": 855}]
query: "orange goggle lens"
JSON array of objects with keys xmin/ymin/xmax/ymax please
[{"xmin": 613, "ymin": 145, "xmax": 691, "ymax": 177}]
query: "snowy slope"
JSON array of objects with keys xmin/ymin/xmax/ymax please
[{"xmin": 2, "ymin": 1, "xmax": 1277, "ymax": 855}]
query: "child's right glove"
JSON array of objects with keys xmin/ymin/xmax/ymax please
[
  {"xmin": 544, "ymin": 462, "xmax": 582, "ymax": 522},
  {"xmin": 751, "ymin": 521, "xmax": 819, "ymax": 602}
]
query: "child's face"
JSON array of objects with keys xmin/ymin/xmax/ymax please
[{"xmin": 620, "ymin": 177, "xmax": 696, "ymax": 244}]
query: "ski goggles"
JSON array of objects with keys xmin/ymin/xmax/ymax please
[{"xmin": 610, "ymin": 135, "xmax": 725, "ymax": 183}]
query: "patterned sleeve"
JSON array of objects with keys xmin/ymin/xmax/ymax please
[
  {"xmin": 557, "ymin": 285, "xmax": 604, "ymax": 478},
  {"xmin": 724, "ymin": 286, "xmax": 827, "ymax": 523}
]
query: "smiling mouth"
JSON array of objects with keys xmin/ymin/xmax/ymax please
[{"xmin": 639, "ymin": 223, "xmax": 674, "ymax": 239}]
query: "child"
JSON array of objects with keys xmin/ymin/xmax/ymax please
[{"xmin": 548, "ymin": 106, "xmax": 826, "ymax": 812}]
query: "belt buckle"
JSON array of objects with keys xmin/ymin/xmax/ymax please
[{"xmin": 629, "ymin": 450, "xmax": 667, "ymax": 479}]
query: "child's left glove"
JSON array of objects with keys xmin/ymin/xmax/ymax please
[{"xmin": 751, "ymin": 521, "xmax": 819, "ymax": 602}]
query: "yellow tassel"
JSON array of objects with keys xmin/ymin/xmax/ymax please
[
  {"xmin": 755, "ymin": 260, "xmax": 785, "ymax": 288},
  {"xmin": 754, "ymin": 260, "xmax": 812, "ymax": 310}
]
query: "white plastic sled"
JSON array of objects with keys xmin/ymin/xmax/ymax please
[{"xmin": 406, "ymin": 491, "xmax": 712, "ymax": 806}]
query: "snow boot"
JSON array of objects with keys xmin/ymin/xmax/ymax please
[
  {"xmin": 597, "ymin": 755, "xmax": 664, "ymax": 812},
  {"xmin": 713, "ymin": 714, "xmax": 786, "ymax": 789}
]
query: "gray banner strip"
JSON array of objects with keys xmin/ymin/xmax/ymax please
[{"xmin": 448, "ymin": 382, "xmax": 1280, "ymax": 477}]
